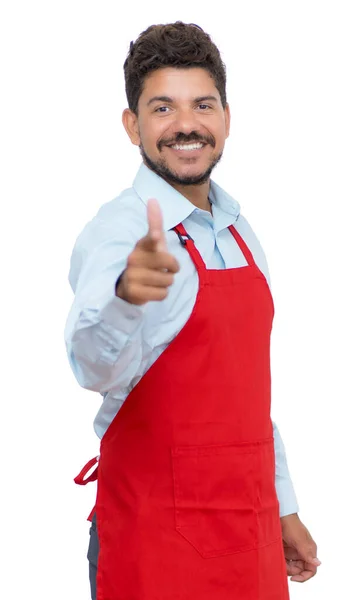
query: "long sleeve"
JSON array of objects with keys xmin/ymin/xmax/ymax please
[
  {"xmin": 272, "ymin": 420, "xmax": 299, "ymax": 517},
  {"xmin": 64, "ymin": 206, "xmax": 148, "ymax": 394}
]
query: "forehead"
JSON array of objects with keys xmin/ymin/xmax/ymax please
[{"xmin": 140, "ymin": 67, "xmax": 220, "ymax": 103}]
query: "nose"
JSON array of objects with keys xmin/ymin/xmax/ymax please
[{"xmin": 173, "ymin": 107, "xmax": 200, "ymax": 135}]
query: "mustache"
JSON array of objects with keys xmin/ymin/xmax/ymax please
[{"xmin": 158, "ymin": 131, "xmax": 216, "ymax": 151}]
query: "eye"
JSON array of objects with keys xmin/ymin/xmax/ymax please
[
  {"xmin": 198, "ymin": 104, "xmax": 211, "ymax": 110},
  {"xmin": 155, "ymin": 106, "xmax": 170, "ymax": 113}
]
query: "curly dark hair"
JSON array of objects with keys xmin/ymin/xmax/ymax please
[{"xmin": 124, "ymin": 22, "xmax": 227, "ymax": 114}]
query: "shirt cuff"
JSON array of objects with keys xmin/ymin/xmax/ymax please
[
  {"xmin": 276, "ymin": 476, "xmax": 300, "ymax": 518},
  {"xmin": 98, "ymin": 293, "xmax": 146, "ymax": 336}
]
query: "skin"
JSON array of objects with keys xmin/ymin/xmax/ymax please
[
  {"xmin": 119, "ymin": 66, "xmax": 321, "ymax": 583},
  {"xmin": 122, "ymin": 67, "xmax": 230, "ymax": 212},
  {"xmin": 282, "ymin": 513, "xmax": 321, "ymax": 581}
]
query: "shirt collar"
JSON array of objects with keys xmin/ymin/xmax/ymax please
[
  {"xmin": 133, "ymin": 163, "xmax": 240, "ymax": 231},
  {"xmin": 209, "ymin": 180, "xmax": 241, "ymax": 229}
]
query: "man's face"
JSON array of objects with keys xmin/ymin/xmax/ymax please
[{"xmin": 123, "ymin": 67, "xmax": 230, "ymax": 186}]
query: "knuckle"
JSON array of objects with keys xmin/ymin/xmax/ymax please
[
  {"xmin": 126, "ymin": 282, "xmax": 136, "ymax": 299},
  {"xmin": 127, "ymin": 252, "xmax": 138, "ymax": 267},
  {"xmin": 125, "ymin": 269, "xmax": 136, "ymax": 285}
]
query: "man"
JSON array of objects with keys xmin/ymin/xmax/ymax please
[{"xmin": 66, "ymin": 21, "xmax": 320, "ymax": 600}]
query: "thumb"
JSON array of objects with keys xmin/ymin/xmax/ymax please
[
  {"xmin": 298, "ymin": 546, "xmax": 321, "ymax": 566},
  {"xmin": 308, "ymin": 557, "xmax": 322, "ymax": 567},
  {"xmin": 147, "ymin": 198, "xmax": 167, "ymax": 252}
]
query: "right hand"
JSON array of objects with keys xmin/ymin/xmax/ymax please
[{"xmin": 116, "ymin": 198, "xmax": 180, "ymax": 305}]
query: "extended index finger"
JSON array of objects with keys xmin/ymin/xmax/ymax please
[{"xmin": 147, "ymin": 198, "xmax": 167, "ymax": 252}]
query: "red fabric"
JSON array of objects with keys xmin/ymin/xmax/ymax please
[
  {"xmin": 76, "ymin": 223, "xmax": 289, "ymax": 599},
  {"xmin": 74, "ymin": 456, "xmax": 98, "ymax": 486}
]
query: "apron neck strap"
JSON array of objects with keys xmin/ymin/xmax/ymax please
[
  {"xmin": 228, "ymin": 225, "xmax": 255, "ymax": 266},
  {"xmin": 173, "ymin": 223, "xmax": 207, "ymax": 271},
  {"xmin": 172, "ymin": 223, "xmax": 256, "ymax": 270}
]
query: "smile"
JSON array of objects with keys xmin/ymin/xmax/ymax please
[{"xmin": 168, "ymin": 142, "xmax": 205, "ymax": 151}]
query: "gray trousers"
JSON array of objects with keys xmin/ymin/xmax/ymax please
[{"xmin": 87, "ymin": 514, "xmax": 99, "ymax": 600}]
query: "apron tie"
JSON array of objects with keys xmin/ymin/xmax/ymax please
[{"xmin": 74, "ymin": 455, "xmax": 99, "ymax": 485}]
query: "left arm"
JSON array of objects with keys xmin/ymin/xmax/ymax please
[
  {"xmin": 272, "ymin": 420, "xmax": 299, "ymax": 517},
  {"xmin": 239, "ymin": 216, "xmax": 320, "ymax": 579}
]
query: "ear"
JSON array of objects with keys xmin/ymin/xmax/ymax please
[
  {"xmin": 122, "ymin": 108, "xmax": 140, "ymax": 146},
  {"xmin": 224, "ymin": 103, "xmax": 231, "ymax": 138}
]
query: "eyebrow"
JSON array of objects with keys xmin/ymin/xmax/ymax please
[
  {"xmin": 146, "ymin": 95, "xmax": 219, "ymax": 107},
  {"xmin": 147, "ymin": 96, "xmax": 173, "ymax": 106}
]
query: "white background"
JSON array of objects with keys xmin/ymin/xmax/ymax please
[{"xmin": 1, "ymin": 1, "xmax": 359, "ymax": 598}]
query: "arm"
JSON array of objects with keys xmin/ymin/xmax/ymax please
[
  {"xmin": 64, "ymin": 199, "xmax": 178, "ymax": 394},
  {"xmin": 272, "ymin": 420, "xmax": 299, "ymax": 517},
  {"xmin": 64, "ymin": 216, "xmax": 147, "ymax": 393}
]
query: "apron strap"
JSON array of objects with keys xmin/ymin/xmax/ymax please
[
  {"xmin": 228, "ymin": 225, "xmax": 256, "ymax": 266},
  {"xmin": 173, "ymin": 223, "xmax": 256, "ymax": 269},
  {"xmin": 74, "ymin": 456, "xmax": 99, "ymax": 485},
  {"xmin": 173, "ymin": 223, "xmax": 206, "ymax": 271}
]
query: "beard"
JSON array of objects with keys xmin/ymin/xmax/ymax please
[{"xmin": 139, "ymin": 132, "xmax": 223, "ymax": 186}]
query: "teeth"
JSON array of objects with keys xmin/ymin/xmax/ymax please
[{"xmin": 171, "ymin": 143, "xmax": 204, "ymax": 151}]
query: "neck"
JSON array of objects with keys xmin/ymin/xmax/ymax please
[{"xmin": 170, "ymin": 181, "xmax": 212, "ymax": 213}]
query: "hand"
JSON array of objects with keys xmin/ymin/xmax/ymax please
[
  {"xmin": 116, "ymin": 198, "xmax": 180, "ymax": 305},
  {"xmin": 281, "ymin": 513, "xmax": 321, "ymax": 583}
]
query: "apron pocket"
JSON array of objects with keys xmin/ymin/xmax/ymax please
[{"xmin": 171, "ymin": 439, "xmax": 280, "ymax": 559}]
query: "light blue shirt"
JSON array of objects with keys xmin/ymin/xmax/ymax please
[{"xmin": 65, "ymin": 163, "xmax": 299, "ymax": 517}]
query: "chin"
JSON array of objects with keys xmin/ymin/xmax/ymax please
[
  {"xmin": 141, "ymin": 147, "xmax": 222, "ymax": 186},
  {"xmin": 166, "ymin": 169, "xmax": 212, "ymax": 186}
]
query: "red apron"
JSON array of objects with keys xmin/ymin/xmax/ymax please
[{"xmin": 75, "ymin": 223, "xmax": 289, "ymax": 600}]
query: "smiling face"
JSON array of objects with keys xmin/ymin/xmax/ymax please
[{"xmin": 123, "ymin": 67, "xmax": 230, "ymax": 186}]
